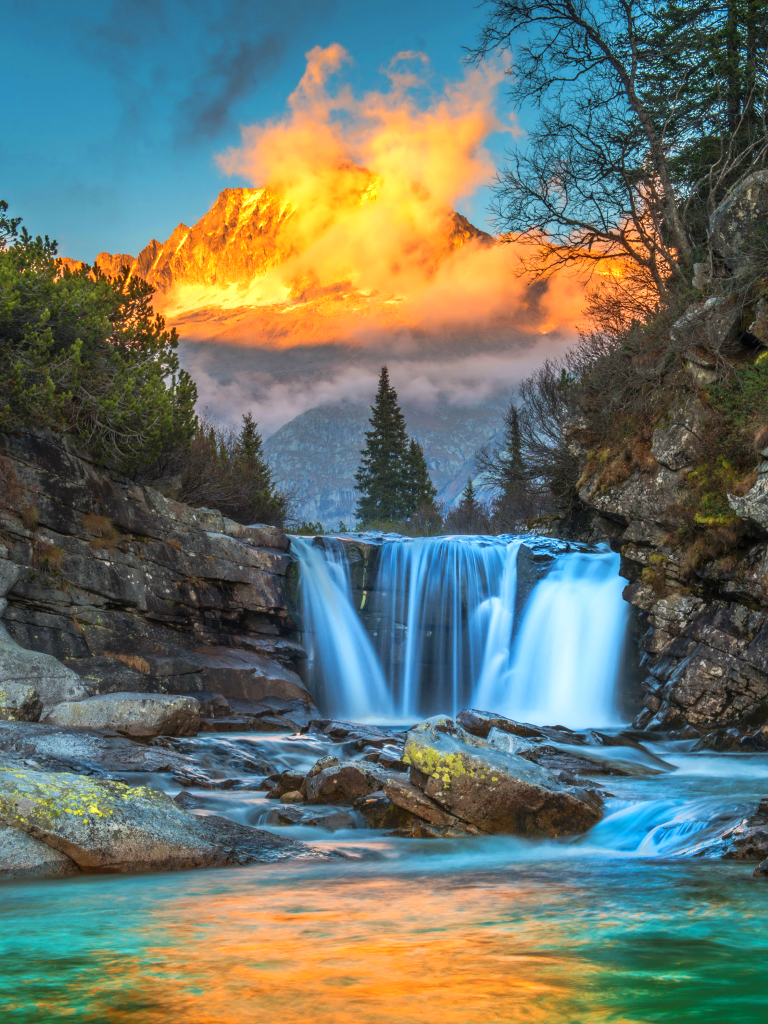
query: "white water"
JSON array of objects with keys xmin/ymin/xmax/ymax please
[
  {"xmin": 293, "ymin": 534, "xmax": 630, "ymax": 728},
  {"xmin": 291, "ymin": 537, "xmax": 394, "ymax": 721}
]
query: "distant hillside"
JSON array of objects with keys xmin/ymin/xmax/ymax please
[{"xmin": 264, "ymin": 399, "xmax": 506, "ymax": 528}]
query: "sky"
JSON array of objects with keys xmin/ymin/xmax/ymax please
[{"xmin": 2, "ymin": 0, "xmax": 515, "ymax": 261}]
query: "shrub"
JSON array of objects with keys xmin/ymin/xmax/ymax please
[
  {"xmin": 175, "ymin": 413, "xmax": 290, "ymax": 527},
  {"xmin": 0, "ymin": 201, "xmax": 197, "ymax": 475}
]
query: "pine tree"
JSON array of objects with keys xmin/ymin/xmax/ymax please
[
  {"xmin": 355, "ymin": 366, "xmax": 412, "ymax": 526},
  {"xmin": 404, "ymin": 437, "xmax": 438, "ymax": 514}
]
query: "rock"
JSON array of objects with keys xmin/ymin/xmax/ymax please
[
  {"xmin": 0, "ymin": 765, "xmax": 326, "ymax": 873},
  {"xmin": 383, "ymin": 776, "xmax": 465, "ymax": 828},
  {"xmin": 0, "ymin": 720, "xmax": 196, "ymax": 777},
  {"xmin": 63, "ymin": 656, "xmax": 156, "ymax": 695},
  {"xmin": 42, "ymin": 692, "xmax": 201, "ymax": 738},
  {"xmin": 709, "ymin": 169, "xmax": 768, "ymax": 268},
  {"xmin": 485, "ymin": 727, "xmax": 536, "ymax": 756},
  {"xmin": 729, "ymin": 474, "xmax": 768, "ymax": 532},
  {"xmin": 181, "ymin": 690, "xmax": 232, "ymax": 718},
  {"xmin": 456, "ymin": 708, "xmax": 545, "ymax": 741},
  {"xmin": 280, "ymin": 790, "xmax": 304, "ymax": 804},
  {"xmin": 304, "ymin": 761, "xmax": 395, "ymax": 805},
  {"xmin": 266, "ymin": 771, "xmax": 307, "ymax": 799},
  {"xmin": 403, "ymin": 715, "xmax": 603, "ymax": 836},
  {"xmin": 354, "ymin": 791, "xmax": 416, "ymax": 830},
  {"xmin": 651, "ymin": 423, "xmax": 701, "ymax": 471},
  {"xmin": 0, "ymin": 823, "xmax": 79, "ymax": 878},
  {"xmin": 0, "ymin": 683, "xmax": 42, "ymax": 722},
  {"xmin": 753, "ymin": 859, "xmax": 768, "ymax": 878},
  {"xmin": 0, "ymin": 638, "xmax": 89, "ymax": 713},
  {"xmin": 671, "ymin": 297, "xmax": 741, "ymax": 355},
  {"xmin": 187, "ymin": 648, "xmax": 312, "ymax": 704}
]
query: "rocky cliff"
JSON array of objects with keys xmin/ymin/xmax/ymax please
[
  {"xmin": 0, "ymin": 429, "xmax": 311, "ymax": 722},
  {"xmin": 571, "ymin": 170, "xmax": 768, "ymax": 745}
]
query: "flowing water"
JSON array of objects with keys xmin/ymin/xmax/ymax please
[
  {"xmin": 294, "ymin": 534, "xmax": 629, "ymax": 726},
  {"xmin": 3, "ymin": 533, "xmax": 767, "ymax": 1022}
]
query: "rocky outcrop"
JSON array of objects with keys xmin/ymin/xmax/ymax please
[
  {"xmin": 0, "ymin": 429, "xmax": 311, "ymax": 712},
  {"xmin": 0, "ymin": 765, "xmax": 328, "ymax": 875},
  {"xmin": 42, "ymin": 693, "xmax": 201, "ymax": 738},
  {"xmin": 402, "ymin": 715, "xmax": 603, "ymax": 836},
  {"xmin": 570, "ymin": 170, "xmax": 768, "ymax": 736}
]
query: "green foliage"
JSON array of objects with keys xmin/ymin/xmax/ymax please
[
  {"xmin": 0, "ymin": 201, "xmax": 197, "ymax": 475},
  {"xmin": 176, "ymin": 413, "xmax": 288, "ymax": 526},
  {"xmin": 355, "ymin": 366, "xmax": 438, "ymax": 527},
  {"xmin": 293, "ymin": 521, "xmax": 325, "ymax": 536},
  {"xmin": 445, "ymin": 478, "xmax": 492, "ymax": 535},
  {"xmin": 710, "ymin": 353, "xmax": 768, "ymax": 433}
]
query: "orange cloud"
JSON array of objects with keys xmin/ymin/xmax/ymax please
[{"xmin": 161, "ymin": 44, "xmax": 587, "ymax": 345}]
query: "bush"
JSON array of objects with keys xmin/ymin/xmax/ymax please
[
  {"xmin": 174, "ymin": 414, "xmax": 290, "ymax": 527},
  {"xmin": 0, "ymin": 202, "xmax": 197, "ymax": 475}
]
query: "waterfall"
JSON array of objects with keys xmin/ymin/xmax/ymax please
[
  {"xmin": 292, "ymin": 534, "xmax": 629, "ymax": 727},
  {"xmin": 290, "ymin": 537, "xmax": 394, "ymax": 721}
]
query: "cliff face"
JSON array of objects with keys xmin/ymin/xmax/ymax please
[
  {"xmin": 573, "ymin": 171, "xmax": 768, "ymax": 744},
  {"xmin": 0, "ymin": 430, "xmax": 308, "ymax": 705}
]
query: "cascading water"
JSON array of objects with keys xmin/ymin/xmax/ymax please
[
  {"xmin": 292, "ymin": 534, "xmax": 630, "ymax": 727},
  {"xmin": 291, "ymin": 536, "xmax": 394, "ymax": 721}
]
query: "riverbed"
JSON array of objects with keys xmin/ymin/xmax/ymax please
[{"xmin": 2, "ymin": 728, "xmax": 767, "ymax": 1023}]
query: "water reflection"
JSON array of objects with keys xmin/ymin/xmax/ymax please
[{"xmin": 1, "ymin": 857, "xmax": 766, "ymax": 1023}]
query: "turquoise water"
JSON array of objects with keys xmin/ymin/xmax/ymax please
[
  {"xmin": 1, "ymin": 854, "xmax": 766, "ymax": 1023},
  {"xmin": 2, "ymin": 731, "xmax": 768, "ymax": 1023}
]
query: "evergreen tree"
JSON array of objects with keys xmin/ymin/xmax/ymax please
[
  {"xmin": 355, "ymin": 367, "xmax": 411, "ymax": 526},
  {"xmin": 446, "ymin": 477, "xmax": 490, "ymax": 534},
  {"xmin": 404, "ymin": 437, "xmax": 438, "ymax": 513}
]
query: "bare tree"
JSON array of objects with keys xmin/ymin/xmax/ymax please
[{"xmin": 468, "ymin": 1, "xmax": 768, "ymax": 298}]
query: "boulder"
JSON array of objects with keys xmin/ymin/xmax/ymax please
[
  {"xmin": 0, "ymin": 683, "xmax": 42, "ymax": 722},
  {"xmin": 354, "ymin": 791, "xmax": 416, "ymax": 830},
  {"xmin": 709, "ymin": 169, "xmax": 768, "ymax": 268},
  {"xmin": 0, "ymin": 638, "xmax": 89, "ymax": 713},
  {"xmin": 403, "ymin": 716, "xmax": 603, "ymax": 836},
  {"xmin": 0, "ymin": 823, "xmax": 79, "ymax": 878},
  {"xmin": 0, "ymin": 719, "xmax": 197, "ymax": 778},
  {"xmin": 42, "ymin": 692, "xmax": 200, "ymax": 738},
  {"xmin": 187, "ymin": 648, "xmax": 312, "ymax": 704},
  {"xmin": 0, "ymin": 766, "xmax": 327, "ymax": 873},
  {"xmin": 456, "ymin": 708, "xmax": 545, "ymax": 741},
  {"xmin": 304, "ymin": 760, "xmax": 396, "ymax": 805},
  {"xmin": 383, "ymin": 776, "xmax": 466, "ymax": 829}
]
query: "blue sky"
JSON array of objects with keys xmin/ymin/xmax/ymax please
[{"xmin": 3, "ymin": 0, "xmax": 515, "ymax": 260}]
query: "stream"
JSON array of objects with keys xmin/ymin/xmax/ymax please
[{"xmin": 2, "ymin": 534, "xmax": 767, "ymax": 1022}]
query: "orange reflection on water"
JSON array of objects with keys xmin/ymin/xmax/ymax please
[{"xmin": 76, "ymin": 870, "xmax": 620, "ymax": 1024}]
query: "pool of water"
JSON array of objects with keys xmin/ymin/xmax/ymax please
[{"xmin": 2, "ymin": 731, "xmax": 768, "ymax": 1023}]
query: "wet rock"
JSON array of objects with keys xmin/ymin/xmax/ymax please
[
  {"xmin": 187, "ymin": 648, "xmax": 311, "ymax": 704},
  {"xmin": 383, "ymin": 776, "xmax": 466, "ymax": 828},
  {"xmin": 304, "ymin": 761, "xmax": 396, "ymax": 805},
  {"xmin": 403, "ymin": 715, "xmax": 603, "ymax": 837},
  {"xmin": 752, "ymin": 859, "xmax": 768, "ymax": 878},
  {"xmin": 0, "ymin": 720, "xmax": 195, "ymax": 776},
  {"xmin": 354, "ymin": 791, "xmax": 415, "ymax": 830},
  {"xmin": 456, "ymin": 709, "xmax": 545, "ymax": 741},
  {"xmin": 0, "ymin": 765, "xmax": 327, "ymax": 873},
  {"xmin": 181, "ymin": 690, "xmax": 231, "ymax": 718},
  {"xmin": 280, "ymin": 790, "xmax": 304, "ymax": 804},
  {"xmin": 0, "ymin": 823, "xmax": 79, "ymax": 878},
  {"xmin": 272, "ymin": 805, "xmax": 359, "ymax": 830},
  {"xmin": 266, "ymin": 771, "xmax": 307, "ymax": 800},
  {"xmin": 485, "ymin": 728, "xmax": 536, "ymax": 756},
  {"xmin": 0, "ymin": 638, "xmax": 89, "ymax": 714},
  {"xmin": 0, "ymin": 683, "xmax": 42, "ymax": 722},
  {"xmin": 524, "ymin": 745, "xmax": 633, "ymax": 778},
  {"xmin": 42, "ymin": 693, "xmax": 201, "ymax": 739}
]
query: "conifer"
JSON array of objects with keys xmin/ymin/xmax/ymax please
[
  {"xmin": 405, "ymin": 437, "xmax": 438, "ymax": 513},
  {"xmin": 355, "ymin": 366, "xmax": 411, "ymax": 525}
]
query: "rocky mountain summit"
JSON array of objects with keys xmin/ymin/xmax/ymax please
[
  {"xmin": 569, "ymin": 170, "xmax": 768, "ymax": 745},
  {"xmin": 63, "ymin": 185, "xmax": 491, "ymax": 301}
]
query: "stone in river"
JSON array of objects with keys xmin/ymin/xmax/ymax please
[
  {"xmin": 42, "ymin": 692, "xmax": 201, "ymax": 738},
  {"xmin": 403, "ymin": 715, "xmax": 603, "ymax": 837},
  {"xmin": 304, "ymin": 761, "xmax": 397, "ymax": 805},
  {"xmin": 0, "ymin": 823, "xmax": 79, "ymax": 878},
  {"xmin": 0, "ymin": 765, "xmax": 330, "ymax": 874},
  {"xmin": 456, "ymin": 708, "xmax": 545, "ymax": 741}
]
